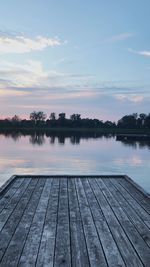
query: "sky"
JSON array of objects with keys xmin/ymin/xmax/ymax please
[{"xmin": 0, "ymin": 0, "xmax": 150, "ymax": 121}]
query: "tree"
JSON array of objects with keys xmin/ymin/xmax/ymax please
[
  {"xmin": 11, "ymin": 115, "xmax": 20, "ymax": 122},
  {"xmin": 132, "ymin": 113, "xmax": 138, "ymax": 120},
  {"xmin": 37, "ymin": 111, "xmax": 46, "ymax": 121},
  {"xmin": 70, "ymin": 114, "xmax": 81, "ymax": 121},
  {"xmin": 50, "ymin": 112, "xmax": 56, "ymax": 120},
  {"xmin": 117, "ymin": 115, "xmax": 137, "ymax": 128},
  {"xmin": 30, "ymin": 111, "xmax": 46, "ymax": 124},
  {"xmin": 57, "ymin": 113, "xmax": 66, "ymax": 127},
  {"xmin": 145, "ymin": 114, "xmax": 150, "ymax": 128},
  {"xmin": 104, "ymin": 120, "xmax": 116, "ymax": 128},
  {"xmin": 58, "ymin": 113, "xmax": 66, "ymax": 120},
  {"xmin": 139, "ymin": 113, "xmax": 147, "ymax": 127}
]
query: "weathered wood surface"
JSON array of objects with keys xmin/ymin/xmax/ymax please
[{"xmin": 0, "ymin": 175, "xmax": 150, "ymax": 267}]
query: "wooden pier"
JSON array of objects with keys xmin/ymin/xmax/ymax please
[{"xmin": 0, "ymin": 175, "xmax": 150, "ymax": 267}]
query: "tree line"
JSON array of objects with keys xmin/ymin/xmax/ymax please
[{"xmin": 0, "ymin": 111, "xmax": 150, "ymax": 129}]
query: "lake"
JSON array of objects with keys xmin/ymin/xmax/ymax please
[{"xmin": 0, "ymin": 132, "xmax": 150, "ymax": 193}]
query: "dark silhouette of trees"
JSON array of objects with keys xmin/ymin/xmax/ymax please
[
  {"xmin": 104, "ymin": 120, "xmax": 116, "ymax": 128},
  {"xmin": 70, "ymin": 114, "xmax": 81, "ymax": 121},
  {"xmin": 58, "ymin": 113, "xmax": 66, "ymax": 120},
  {"xmin": 117, "ymin": 114, "xmax": 137, "ymax": 128},
  {"xmin": 57, "ymin": 113, "xmax": 68, "ymax": 127},
  {"xmin": 139, "ymin": 113, "xmax": 147, "ymax": 127},
  {"xmin": 0, "ymin": 112, "xmax": 149, "ymax": 130},
  {"xmin": 117, "ymin": 113, "xmax": 150, "ymax": 129},
  {"xmin": 70, "ymin": 114, "xmax": 81, "ymax": 127},
  {"xmin": 49, "ymin": 112, "xmax": 56, "ymax": 120},
  {"xmin": 30, "ymin": 111, "xmax": 46, "ymax": 125},
  {"xmin": 29, "ymin": 133, "xmax": 45, "ymax": 146},
  {"xmin": 11, "ymin": 115, "xmax": 21, "ymax": 122},
  {"xmin": 145, "ymin": 114, "xmax": 150, "ymax": 128}
]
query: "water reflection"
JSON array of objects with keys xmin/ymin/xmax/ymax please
[
  {"xmin": 117, "ymin": 139, "xmax": 150, "ymax": 150},
  {"xmin": 0, "ymin": 130, "xmax": 116, "ymax": 146},
  {"xmin": 0, "ymin": 130, "xmax": 149, "ymax": 192},
  {"xmin": 1, "ymin": 130, "xmax": 150, "ymax": 149},
  {"xmin": 29, "ymin": 134, "xmax": 45, "ymax": 146},
  {"xmin": 0, "ymin": 132, "xmax": 22, "ymax": 142}
]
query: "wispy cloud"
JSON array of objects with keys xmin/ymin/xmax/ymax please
[
  {"xmin": 106, "ymin": 32, "xmax": 133, "ymax": 43},
  {"xmin": 115, "ymin": 94, "xmax": 144, "ymax": 103},
  {"xmin": 0, "ymin": 60, "xmax": 95, "ymax": 98},
  {"xmin": 0, "ymin": 59, "xmax": 149, "ymax": 108},
  {"xmin": 0, "ymin": 31, "xmax": 63, "ymax": 54},
  {"xmin": 129, "ymin": 48, "xmax": 150, "ymax": 57}
]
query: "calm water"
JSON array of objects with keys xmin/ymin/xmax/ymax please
[{"xmin": 0, "ymin": 133, "xmax": 150, "ymax": 193}]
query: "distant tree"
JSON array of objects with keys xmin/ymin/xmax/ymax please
[
  {"xmin": 11, "ymin": 115, "xmax": 20, "ymax": 122},
  {"xmin": 132, "ymin": 113, "xmax": 138, "ymax": 120},
  {"xmin": 139, "ymin": 113, "xmax": 147, "ymax": 127},
  {"xmin": 10, "ymin": 115, "xmax": 21, "ymax": 126},
  {"xmin": 30, "ymin": 111, "xmax": 46, "ymax": 124},
  {"xmin": 145, "ymin": 113, "xmax": 150, "ymax": 128},
  {"xmin": 49, "ymin": 112, "xmax": 56, "ymax": 120},
  {"xmin": 70, "ymin": 114, "xmax": 81, "ymax": 121},
  {"xmin": 37, "ymin": 111, "xmax": 46, "ymax": 121},
  {"xmin": 57, "ymin": 113, "xmax": 67, "ymax": 127},
  {"xmin": 70, "ymin": 114, "xmax": 81, "ymax": 127},
  {"xmin": 30, "ymin": 111, "xmax": 38, "ymax": 124},
  {"xmin": 117, "ymin": 115, "xmax": 137, "ymax": 128},
  {"xmin": 58, "ymin": 113, "xmax": 66, "ymax": 120},
  {"xmin": 104, "ymin": 120, "xmax": 116, "ymax": 128}
]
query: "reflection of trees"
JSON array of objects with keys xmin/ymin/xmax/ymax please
[
  {"xmin": 58, "ymin": 136, "xmax": 65, "ymax": 145},
  {"xmin": 10, "ymin": 132, "xmax": 21, "ymax": 142},
  {"xmin": 70, "ymin": 136, "xmax": 80, "ymax": 145},
  {"xmin": 1, "ymin": 129, "xmax": 150, "ymax": 149},
  {"xmin": 119, "ymin": 140, "xmax": 150, "ymax": 150},
  {"xmin": 138, "ymin": 141, "xmax": 150, "ymax": 150},
  {"xmin": 49, "ymin": 136, "xmax": 55, "ymax": 145},
  {"xmin": 120, "ymin": 140, "xmax": 137, "ymax": 149},
  {"xmin": 1, "ymin": 131, "xmax": 21, "ymax": 142},
  {"xmin": 103, "ymin": 133, "xmax": 115, "ymax": 139},
  {"xmin": 29, "ymin": 134, "xmax": 45, "ymax": 146}
]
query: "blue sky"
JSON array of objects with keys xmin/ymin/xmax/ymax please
[{"xmin": 0, "ymin": 0, "xmax": 150, "ymax": 121}]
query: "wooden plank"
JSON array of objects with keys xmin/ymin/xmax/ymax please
[
  {"xmin": 57, "ymin": 178, "xmax": 69, "ymax": 224},
  {"xmin": 17, "ymin": 178, "xmax": 52, "ymax": 267},
  {"xmin": 68, "ymin": 178, "xmax": 90, "ymax": 267},
  {"xmin": 45, "ymin": 177, "xmax": 59, "ymax": 222},
  {"xmin": 0, "ymin": 178, "xmax": 31, "ymax": 232},
  {"xmin": 70, "ymin": 221, "xmax": 90, "ymax": 267},
  {"xmin": 0, "ymin": 175, "xmax": 16, "ymax": 195},
  {"xmin": 68, "ymin": 178, "xmax": 81, "ymax": 222},
  {"xmin": 54, "ymin": 178, "xmax": 71, "ymax": 267},
  {"xmin": 104, "ymin": 177, "xmax": 150, "ymax": 248},
  {"xmin": 0, "ymin": 178, "xmax": 36, "ymax": 262},
  {"xmin": 110, "ymin": 178, "xmax": 150, "ymax": 229},
  {"xmin": 0, "ymin": 178, "xmax": 46, "ymax": 267},
  {"xmin": 0, "ymin": 178, "xmax": 25, "ymax": 213},
  {"xmin": 82, "ymin": 178, "xmax": 126, "ymax": 267},
  {"xmin": 54, "ymin": 223, "xmax": 71, "ymax": 267},
  {"xmin": 36, "ymin": 178, "xmax": 59, "ymax": 267},
  {"xmin": 75, "ymin": 178, "xmax": 107, "ymax": 267},
  {"xmin": 36, "ymin": 222, "xmax": 56, "ymax": 267},
  {"xmin": 96, "ymin": 178, "xmax": 150, "ymax": 267},
  {"xmin": 117, "ymin": 177, "xmax": 150, "ymax": 213},
  {"xmin": 89, "ymin": 178, "xmax": 143, "ymax": 267}
]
